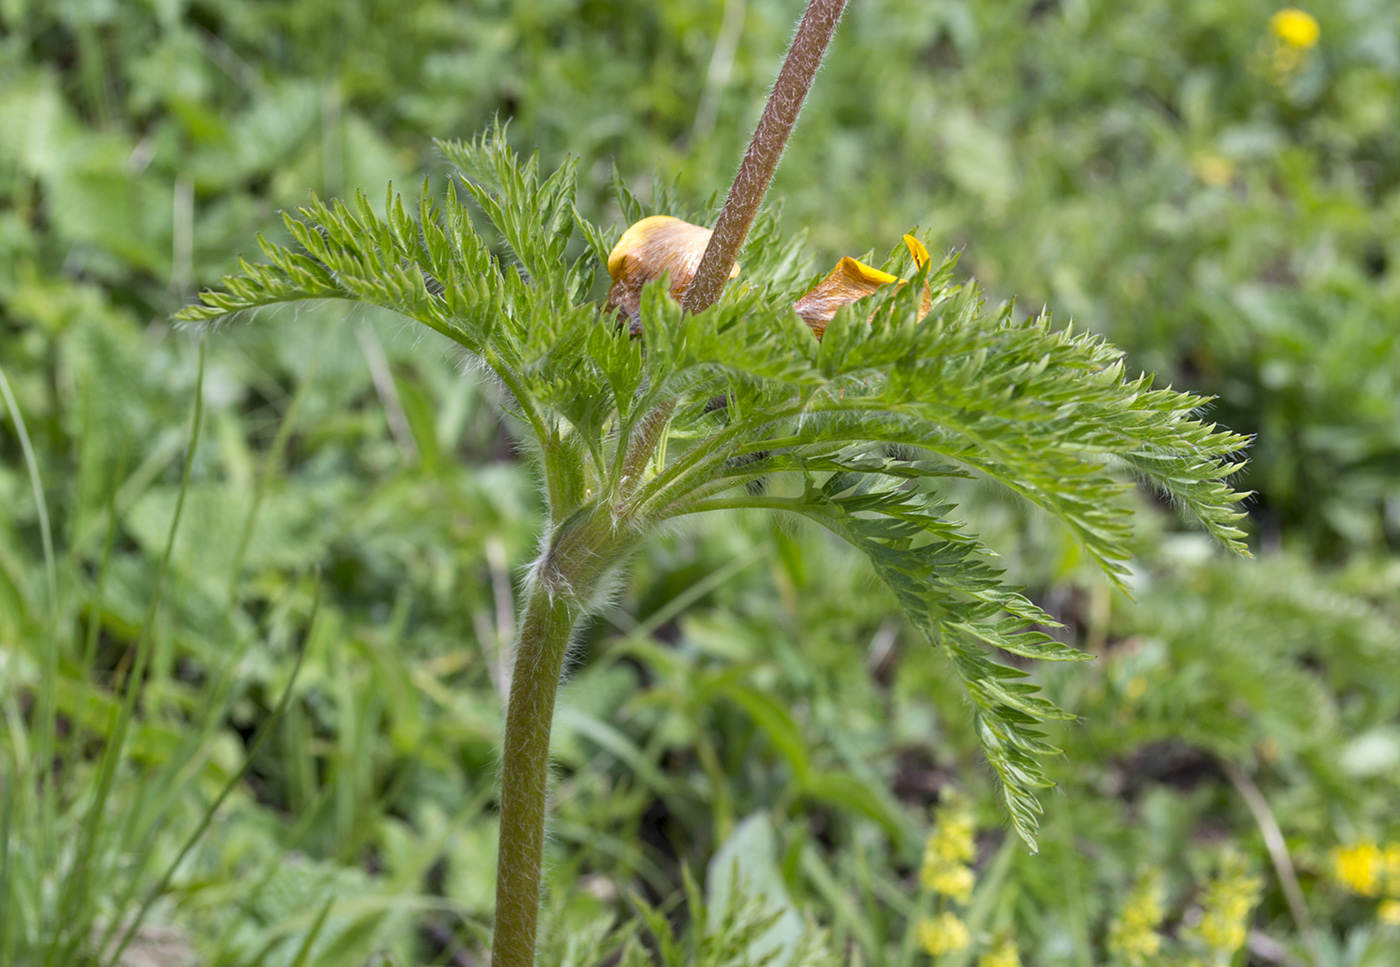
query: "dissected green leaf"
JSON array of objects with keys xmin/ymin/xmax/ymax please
[{"xmin": 180, "ymin": 131, "xmax": 1251, "ymax": 845}]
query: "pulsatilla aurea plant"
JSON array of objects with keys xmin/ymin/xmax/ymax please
[
  {"xmin": 178, "ymin": 4, "xmax": 1248, "ymax": 964},
  {"xmin": 179, "ymin": 137, "xmax": 1249, "ymax": 947}
]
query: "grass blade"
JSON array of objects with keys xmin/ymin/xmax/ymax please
[
  {"xmin": 102, "ymin": 573, "xmax": 322, "ymax": 967},
  {"xmin": 0, "ymin": 361, "xmax": 60, "ymax": 860},
  {"xmin": 0, "ymin": 775, "xmax": 16, "ymax": 965},
  {"xmin": 46, "ymin": 339, "xmax": 207, "ymax": 967},
  {"xmin": 287, "ymin": 897, "xmax": 336, "ymax": 967}
]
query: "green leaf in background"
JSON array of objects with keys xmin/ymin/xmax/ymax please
[{"xmin": 707, "ymin": 814, "xmax": 805, "ymax": 967}]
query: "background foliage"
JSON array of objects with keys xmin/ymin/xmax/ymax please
[{"xmin": 1, "ymin": 0, "xmax": 1397, "ymax": 964}]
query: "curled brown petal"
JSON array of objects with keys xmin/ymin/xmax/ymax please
[
  {"xmin": 603, "ymin": 216, "xmax": 736, "ymax": 336},
  {"xmin": 794, "ymin": 235, "xmax": 932, "ymax": 339},
  {"xmin": 793, "ymin": 258, "xmax": 898, "ymax": 339}
]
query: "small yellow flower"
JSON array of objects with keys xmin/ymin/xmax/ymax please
[
  {"xmin": 924, "ymin": 790, "xmax": 977, "ymax": 864},
  {"xmin": 1108, "ymin": 872, "xmax": 1165, "ymax": 966},
  {"xmin": 1192, "ymin": 155, "xmax": 1235, "ymax": 188},
  {"xmin": 924, "ymin": 862, "xmax": 975, "ymax": 903},
  {"xmin": 1189, "ymin": 857, "xmax": 1262, "ymax": 957},
  {"xmin": 978, "ymin": 937, "xmax": 1022, "ymax": 967},
  {"xmin": 1269, "ymin": 9, "xmax": 1320, "ymax": 49},
  {"xmin": 1379, "ymin": 899, "xmax": 1400, "ymax": 926},
  {"xmin": 920, "ymin": 789, "xmax": 977, "ymax": 901},
  {"xmin": 1332, "ymin": 841, "xmax": 1384, "ymax": 897},
  {"xmin": 918, "ymin": 911, "xmax": 971, "ymax": 956}
]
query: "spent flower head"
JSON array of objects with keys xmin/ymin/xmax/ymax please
[
  {"xmin": 604, "ymin": 216, "xmax": 739, "ymax": 335},
  {"xmin": 605, "ymin": 216, "xmax": 930, "ymax": 340}
]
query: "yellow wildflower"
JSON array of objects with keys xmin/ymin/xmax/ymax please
[
  {"xmin": 794, "ymin": 234, "xmax": 931, "ymax": 338},
  {"xmin": 918, "ymin": 911, "xmax": 971, "ymax": 956},
  {"xmin": 1269, "ymin": 9, "xmax": 1320, "ymax": 49},
  {"xmin": 1188, "ymin": 857, "xmax": 1262, "ymax": 957},
  {"xmin": 1107, "ymin": 872, "xmax": 1164, "ymax": 966},
  {"xmin": 920, "ymin": 789, "xmax": 977, "ymax": 901},
  {"xmin": 1332, "ymin": 841, "xmax": 1384, "ymax": 897},
  {"xmin": 924, "ymin": 790, "xmax": 976, "ymax": 864},
  {"xmin": 1379, "ymin": 899, "xmax": 1400, "ymax": 926},
  {"xmin": 978, "ymin": 937, "xmax": 1022, "ymax": 967},
  {"xmin": 924, "ymin": 862, "xmax": 975, "ymax": 903}
]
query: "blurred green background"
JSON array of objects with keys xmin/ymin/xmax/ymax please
[{"xmin": 2, "ymin": 0, "xmax": 1398, "ymax": 964}]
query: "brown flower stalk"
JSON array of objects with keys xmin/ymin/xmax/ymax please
[{"xmin": 683, "ymin": 0, "xmax": 849, "ymax": 315}]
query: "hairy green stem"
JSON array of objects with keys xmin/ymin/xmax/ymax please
[
  {"xmin": 633, "ymin": 401, "xmax": 808, "ymax": 516},
  {"xmin": 492, "ymin": 583, "xmax": 577, "ymax": 967},
  {"xmin": 619, "ymin": 403, "xmax": 674, "ymax": 497}
]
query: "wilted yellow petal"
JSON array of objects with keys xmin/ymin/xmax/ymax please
[
  {"xmin": 793, "ymin": 257, "xmax": 897, "ymax": 338},
  {"xmin": 794, "ymin": 234, "xmax": 932, "ymax": 339},
  {"xmin": 903, "ymin": 234, "xmax": 930, "ymax": 269},
  {"xmin": 604, "ymin": 215, "xmax": 737, "ymax": 335}
]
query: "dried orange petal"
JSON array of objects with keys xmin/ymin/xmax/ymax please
[
  {"xmin": 794, "ymin": 234, "xmax": 930, "ymax": 338},
  {"xmin": 793, "ymin": 257, "xmax": 898, "ymax": 338}
]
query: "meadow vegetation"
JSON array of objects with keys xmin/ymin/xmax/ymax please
[{"xmin": 1, "ymin": 1, "xmax": 1398, "ymax": 965}]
